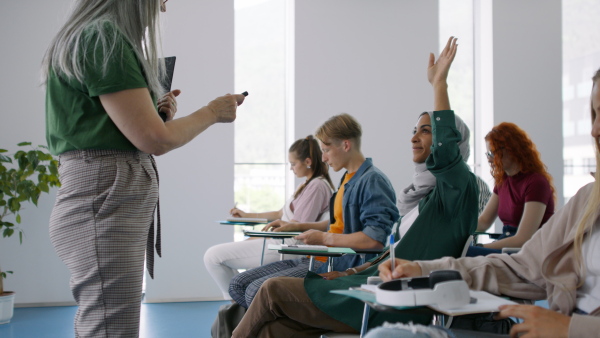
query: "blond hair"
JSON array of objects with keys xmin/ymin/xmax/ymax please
[
  {"xmin": 315, "ymin": 113, "xmax": 362, "ymax": 150},
  {"xmin": 41, "ymin": 0, "xmax": 165, "ymax": 96},
  {"xmin": 572, "ymin": 70, "xmax": 600, "ymax": 286}
]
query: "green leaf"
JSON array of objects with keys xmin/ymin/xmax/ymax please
[
  {"xmin": 36, "ymin": 165, "xmax": 47, "ymax": 174},
  {"xmin": 17, "ymin": 156, "xmax": 29, "ymax": 171},
  {"xmin": 39, "ymin": 145, "xmax": 49, "ymax": 150},
  {"xmin": 0, "ymin": 149, "xmax": 8, "ymax": 153},
  {"xmin": 0, "ymin": 200, "xmax": 5, "ymax": 206},
  {"xmin": 38, "ymin": 181, "xmax": 49, "ymax": 193},
  {"xmin": 49, "ymin": 163, "xmax": 59, "ymax": 176},
  {"xmin": 8, "ymin": 198, "xmax": 20, "ymax": 212},
  {"xmin": 3, "ymin": 228, "xmax": 14, "ymax": 238},
  {"xmin": 17, "ymin": 142, "xmax": 32, "ymax": 147},
  {"xmin": 31, "ymin": 191, "xmax": 39, "ymax": 205},
  {"xmin": 0, "ymin": 154, "xmax": 11, "ymax": 163},
  {"xmin": 15, "ymin": 214, "xmax": 21, "ymax": 224},
  {"xmin": 27, "ymin": 151, "xmax": 39, "ymax": 169}
]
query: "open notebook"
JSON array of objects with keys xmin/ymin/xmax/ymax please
[
  {"xmin": 331, "ymin": 288, "xmax": 516, "ymax": 316},
  {"xmin": 226, "ymin": 217, "xmax": 269, "ymax": 224}
]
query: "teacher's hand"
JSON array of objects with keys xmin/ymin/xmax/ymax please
[
  {"xmin": 207, "ymin": 93, "xmax": 245, "ymax": 123},
  {"xmin": 157, "ymin": 89, "xmax": 181, "ymax": 121}
]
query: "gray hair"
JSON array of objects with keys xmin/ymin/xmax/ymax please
[{"xmin": 41, "ymin": 0, "xmax": 165, "ymax": 96}]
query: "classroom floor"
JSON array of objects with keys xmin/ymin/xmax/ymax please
[{"xmin": 0, "ymin": 300, "xmax": 229, "ymax": 338}]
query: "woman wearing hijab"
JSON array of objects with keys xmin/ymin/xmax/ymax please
[{"xmin": 231, "ymin": 36, "xmax": 479, "ymax": 337}]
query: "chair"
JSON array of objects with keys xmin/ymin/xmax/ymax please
[{"xmin": 474, "ymin": 232, "xmax": 522, "ymax": 255}]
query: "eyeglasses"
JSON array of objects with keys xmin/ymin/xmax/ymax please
[
  {"xmin": 485, "ymin": 151, "xmax": 494, "ymax": 159},
  {"xmin": 163, "ymin": 0, "xmax": 168, "ymax": 4}
]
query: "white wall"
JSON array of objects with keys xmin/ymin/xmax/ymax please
[
  {"xmin": 0, "ymin": 0, "xmax": 76, "ymax": 305},
  {"xmin": 492, "ymin": 0, "xmax": 564, "ymax": 208},
  {"xmin": 144, "ymin": 1, "xmax": 236, "ymax": 303},
  {"xmin": 0, "ymin": 1, "xmax": 236, "ymax": 305},
  {"xmin": 0, "ymin": 0, "xmax": 564, "ymax": 305},
  {"xmin": 294, "ymin": 0, "xmax": 439, "ymax": 193}
]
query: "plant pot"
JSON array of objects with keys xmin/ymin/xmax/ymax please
[{"xmin": 0, "ymin": 291, "xmax": 15, "ymax": 324}]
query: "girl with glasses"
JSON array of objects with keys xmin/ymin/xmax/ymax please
[{"xmin": 468, "ymin": 122, "xmax": 556, "ymax": 256}]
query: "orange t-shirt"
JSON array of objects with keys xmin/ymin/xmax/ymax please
[{"xmin": 315, "ymin": 172, "xmax": 355, "ymax": 262}]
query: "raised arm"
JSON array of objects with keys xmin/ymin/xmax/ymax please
[{"xmin": 427, "ymin": 36, "xmax": 458, "ymax": 111}]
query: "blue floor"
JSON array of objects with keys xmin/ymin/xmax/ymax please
[{"xmin": 0, "ymin": 300, "xmax": 229, "ymax": 338}]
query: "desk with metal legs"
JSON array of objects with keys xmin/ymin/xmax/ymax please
[
  {"xmin": 243, "ymin": 230, "xmax": 302, "ymax": 265},
  {"xmin": 276, "ymin": 249, "xmax": 345, "ymax": 272}
]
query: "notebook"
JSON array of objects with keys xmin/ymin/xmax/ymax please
[{"xmin": 226, "ymin": 217, "xmax": 269, "ymax": 224}]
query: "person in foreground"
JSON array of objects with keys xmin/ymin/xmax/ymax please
[
  {"xmin": 43, "ymin": 0, "xmax": 245, "ymax": 336},
  {"xmin": 374, "ymin": 68, "xmax": 600, "ymax": 338},
  {"xmin": 228, "ymin": 113, "xmax": 399, "ymax": 308},
  {"xmin": 231, "ymin": 36, "xmax": 480, "ymax": 338},
  {"xmin": 204, "ymin": 135, "xmax": 335, "ymax": 300},
  {"xmin": 469, "ymin": 122, "xmax": 555, "ymax": 256}
]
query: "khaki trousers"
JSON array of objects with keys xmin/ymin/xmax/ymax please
[{"xmin": 232, "ymin": 277, "xmax": 358, "ymax": 338}]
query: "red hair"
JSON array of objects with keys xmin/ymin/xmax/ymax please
[{"xmin": 485, "ymin": 122, "xmax": 556, "ymax": 201}]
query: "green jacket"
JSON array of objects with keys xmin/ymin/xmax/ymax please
[{"xmin": 304, "ymin": 110, "xmax": 479, "ymax": 330}]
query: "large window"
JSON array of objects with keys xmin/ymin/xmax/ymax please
[
  {"xmin": 439, "ymin": 0, "xmax": 475, "ymax": 170},
  {"xmin": 562, "ymin": 0, "xmax": 600, "ymax": 202},
  {"xmin": 234, "ymin": 0, "xmax": 289, "ymax": 239}
]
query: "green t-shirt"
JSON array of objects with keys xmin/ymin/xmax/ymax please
[{"xmin": 45, "ymin": 23, "xmax": 152, "ymax": 155}]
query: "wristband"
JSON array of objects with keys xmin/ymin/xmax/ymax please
[{"xmin": 346, "ymin": 267, "xmax": 358, "ymax": 275}]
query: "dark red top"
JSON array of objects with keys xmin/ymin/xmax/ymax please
[{"xmin": 493, "ymin": 172, "xmax": 554, "ymax": 228}]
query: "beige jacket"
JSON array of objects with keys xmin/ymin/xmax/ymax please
[{"xmin": 418, "ymin": 182, "xmax": 600, "ymax": 338}]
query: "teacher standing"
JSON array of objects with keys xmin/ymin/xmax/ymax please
[{"xmin": 42, "ymin": 0, "xmax": 245, "ymax": 336}]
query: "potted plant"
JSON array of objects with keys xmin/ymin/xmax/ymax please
[{"xmin": 0, "ymin": 142, "xmax": 60, "ymax": 324}]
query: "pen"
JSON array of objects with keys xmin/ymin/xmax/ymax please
[
  {"xmin": 231, "ymin": 202, "xmax": 237, "ymax": 216},
  {"xmin": 389, "ymin": 234, "xmax": 395, "ymax": 272}
]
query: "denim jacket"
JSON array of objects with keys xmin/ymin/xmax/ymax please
[
  {"xmin": 307, "ymin": 111, "xmax": 479, "ymax": 330},
  {"xmin": 316, "ymin": 158, "xmax": 399, "ymax": 273}
]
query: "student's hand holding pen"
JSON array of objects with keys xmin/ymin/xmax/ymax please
[
  {"xmin": 378, "ymin": 258, "xmax": 422, "ymax": 282},
  {"xmin": 230, "ymin": 207, "xmax": 247, "ymax": 218}
]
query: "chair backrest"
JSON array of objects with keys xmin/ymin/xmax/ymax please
[{"xmin": 461, "ymin": 235, "xmax": 474, "ymax": 258}]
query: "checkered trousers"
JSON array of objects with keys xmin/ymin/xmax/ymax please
[
  {"xmin": 49, "ymin": 149, "xmax": 158, "ymax": 337},
  {"xmin": 228, "ymin": 257, "xmax": 324, "ymax": 308}
]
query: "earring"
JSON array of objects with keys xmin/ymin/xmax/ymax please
[{"xmin": 307, "ymin": 165, "xmax": 311, "ymax": 169}]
